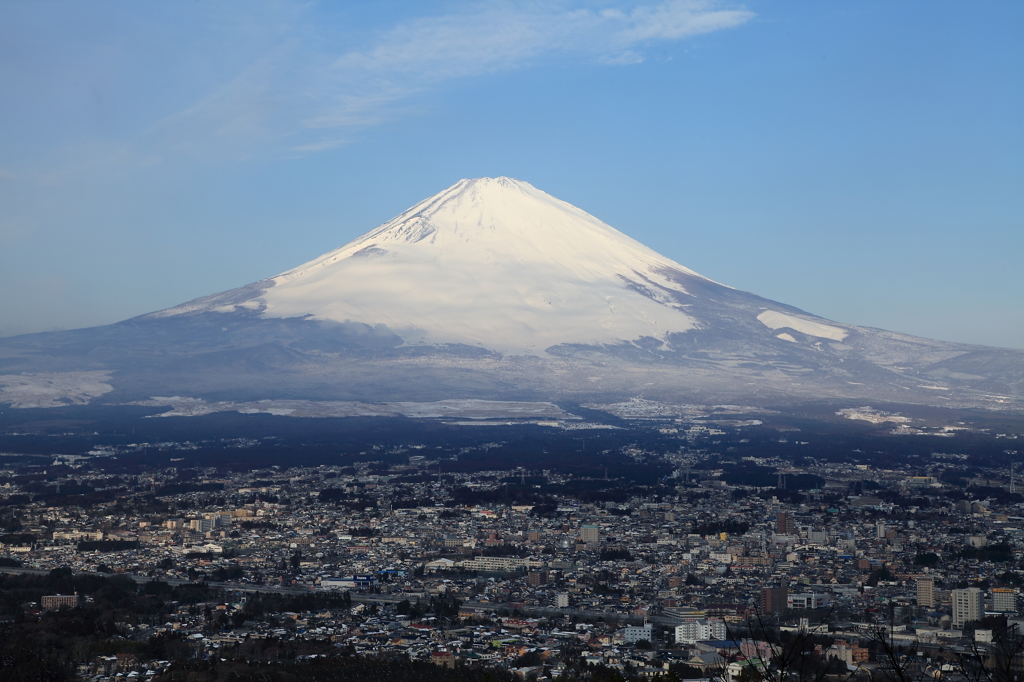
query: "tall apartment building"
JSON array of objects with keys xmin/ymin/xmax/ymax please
[
  {"xmin": 952, "ymin": 587, "xmax": 984, "ymax": 628},
  {"xmin": 760, "ymin": 586, "xmax": 789, "ymax": 615},
  {"xmin": 189, "ymin": 517, "xmax": 216, "ymax": 533},
  {"xmin": 992, "ymin": 588, "xmax": 1019, "ymax": 613},
  {"xmin": 916, "ymin": 577, "xmax": 935, "ymax": 609},
  {"xmin": 580, "ymin": 524, "xmax": 600, "ymax": 544},
  {"xmin": 777, "ymin": 512, "xmax": 796, "ymax": 535},
  {"xmin": 675, "ymin": 618, "xmax": 727, "ymax": 644}
]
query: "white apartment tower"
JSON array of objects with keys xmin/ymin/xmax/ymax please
[
  {"xmin": 675, "ymin": 618, "xmax": 727, "ymax": 644},
  {"xmin": 952, "ymin": 587, "xmax": 984, "ymax": 629}
]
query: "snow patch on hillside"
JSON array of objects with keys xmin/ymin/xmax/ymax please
[
  {"xmin": 134, "ymin": 396, "xmax": 571, "ymax": 420},
  {"xmin": 0, "ymin": 371, "xmax": 113, "ymax": 408},
  {"xmin": 836, "ymin": 406, "xmax": 911, "ymax": 424},
  {"xmin": 757, "ymin": 310, "xmax": 848, "ymax": 341}
]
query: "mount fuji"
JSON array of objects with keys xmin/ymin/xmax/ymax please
[
  {"xmin": 1, "ymin": 177, "xmax": 1021, "ymax": 411},
  {"xmin": 154, "ymin": 177, "xmax": 713, "ymax": 354}
]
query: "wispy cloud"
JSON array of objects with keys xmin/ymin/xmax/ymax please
[
  {"xmin": 0, "ymin": 1, "xmax": 753, "ymax": 177},
  {"xmin": 158, "ymin": 1, "xmax": 754, "ymax": 157}
]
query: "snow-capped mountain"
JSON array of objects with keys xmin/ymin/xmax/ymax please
[
  {"xmin": 1, "ymin": 177, "xmax": 1021, "ymax": 410},
  {"xmin": 153, "ymin": 177, "xmax": 710, "ymax": 354}
]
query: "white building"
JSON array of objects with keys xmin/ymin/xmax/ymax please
[
  {"xmin": 621, "ymin": 622, "xmax": 653, "ymax": 644},
  {"xmin": 788, "ymin": 593, "xmax": 829, "ymax": 610},
  {"xmin": 424, "ymin": 558, "xmax": 456, "ymax": 572},
  {"xmin": 675, "ymin": 618, "xmax": 727, "ymax": 644},
  {"xmin": 555, "ymin": 593, "xmax": 569, "ymax": 608},
  {"xmin": 189, "ymin": 517, "xmax": 216, "ymax": 533},
  {"xmin": 321, "ymin": 574, "xmax": 376, "ymax": 590},
  {"xmin": 459, "ymin": 556, "xmax": 534, "ymax": 572},
  {"xmin": 952, "ymin": 588, "xmax": 984, "ymax": 628}
]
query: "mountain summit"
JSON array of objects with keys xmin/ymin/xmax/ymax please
[
  {"xmin": 154, "ymin": 177, "xmax": 712, "ymax": 354},
  {"xmin": 1, "ymin": 178, "xmax": 1021, "ymax": 409}
]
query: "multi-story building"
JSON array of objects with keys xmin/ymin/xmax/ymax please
[
  {"xmin": 52, "ymin": 530, "xmax": 104, "ymax": 542},
  {"xmin": 527, "ymin": 570, "xmax": 547, "ymax": 586},
  {"xmin": 41, "ymin": 594, "xmax": 81, "ymax": 610},
  {"xmin": 952, "ymin": 587, "xmax": 984, "ymax": 628},
  {"xmin": 321, "ymin": 575, "xmax": 377, "ymax": 590},
  {"xmin": 621, "ymin": 622, "xmax": 653, "ymax": 644},
  {"xmin": 916, "ymin": 577, "xmax": 935, "ymax": 609},
  {"xmin": 992, "ymin": 588, "xmax": 1018, "ymax": 613},
  {"xmin": 675, "ymin": 618, "xmax": 727, "ymax": 644},
  {"xmin": 189, "ymin": 517, "xmax": 216, "ymax": 533},
  {"xmin": 460, "ymin": 556, "xmax": 532, "ymax": 572},
  {"xmin": 580, "ymin": 524, "xmax": 600, "ymax": 544},
  {"xmin": 760, "ymin": 586, "xmax": 788, "ymax": 615},
  {"xmin": 777, "ymin": 512, "xmax": 796, "ymax": 535},
  {"xmin": 788, "ymin": 593, "xmax": 829, "ymax": 610},
  {"xmin": 808, "ymin": 529, "xmax": 828, "ymax": 545}
]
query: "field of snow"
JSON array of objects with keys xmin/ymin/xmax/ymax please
[
  {"xmin": 135, "ymin": 397, "xmax": 571, "ymax": 420},
  {"xmin": 0, "ymin": 371, "xmax": 113, "ymax": 408},
  {"xmin": 836, "ymin": 407, "xmax": 912, "ymax": 424},
  {"xmin": 757, "ymin": 310, "xmax": 848, "ymax": 341},
  {"xmin": 584, "ymin": 399, "xmax": 768, "ymax": 419}
]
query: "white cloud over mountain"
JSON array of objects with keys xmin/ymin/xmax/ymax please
[{"xmin": 166, "ymin": 1, "xmax": 755, "ymax": 157}]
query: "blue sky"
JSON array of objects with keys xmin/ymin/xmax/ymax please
[{"xmin": 1, "ymin": 0, "xmax": 1021, "ymax": 348}]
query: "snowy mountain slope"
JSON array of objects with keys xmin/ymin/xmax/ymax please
[
  {"xmin": 151, "ymin": 178, "xmax": 712, "ymax": 354},
  {"xmin": 0, "ymin": 177, "xmax": 1021, "ymax": 410}
]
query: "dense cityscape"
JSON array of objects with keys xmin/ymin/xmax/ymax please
[
  {"xmin": 0, "ymin": 407, "xmax": 1021, "ymax": 680},
  {"xmin": 3, "ymin": 2, "xmax": 1021, "ymax": 681}
]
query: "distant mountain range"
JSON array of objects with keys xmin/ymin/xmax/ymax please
[{"xmin": 1, "ymin": 177, "xmax": 1021, "ymax": 412}]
